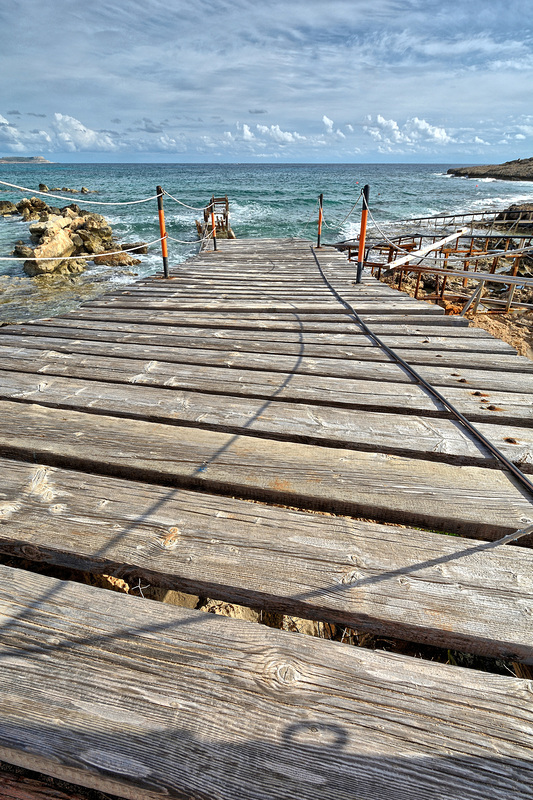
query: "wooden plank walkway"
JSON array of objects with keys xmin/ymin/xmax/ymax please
[{"xmin": 0, "ymin": 237, "xmax": 532, "ymax": 800}]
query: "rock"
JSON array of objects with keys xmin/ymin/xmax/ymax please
[
  {"xmin": 0, "ymin": 200, "xmax": 17, "ymax": 216},
  {"xmin": 447, "ymin": 157, "xmax": 533, "ymax": 181},
  {"xmin": 81, "ymin": 186, "xmax": 89, "ymax": 193},
  {"xmin": 75, "ymin": 229, "xmax": 106, "ymax": 254},
  {"xmin": 61, "ymin": 204, "xmax": 81, "ymax": 217},
  {"xmin": 121, "ymin": 241, "xmax": 148, "ymax": 254},
  {"xmin": 496, "ymin": 202, "xmax": 533, "ymax": 221},
  {"xmin": 82, "ymin": 212, "xmax": 113, "ymax": 239},
  {"xmin": 92, "ymin": 251, "xmax": 141, "ymax": 267},
  {"xmin": 197, "ymin": 598, "xmax": 262, "ymax": 623},
  {"xmin": 12, "ymin": 242, "xmax": 34, "ymax": 258},
  {"xmin": 10, "ymin": 196, "xmax": 144, "ymax": 276},
  {"xmin": 29, "ymin": 196, "xmax": 49, "ymax": 211},
  {"xmin": 23, "ymin": 226, "xmax": 75, "ymax": 275},
  {"xmin": 16, "ymin": 196, "xmax": 50, "ymax": 221},
  {"xmin": 38, "ymin": 183, "xmax": 49, "ymax": 192}
]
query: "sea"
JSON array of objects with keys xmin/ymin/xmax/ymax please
[{"xmin": 1, "ymin": 162, "xmax": 533, "ymax": 323}]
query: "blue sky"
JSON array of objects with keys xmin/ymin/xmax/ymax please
[{"xmin": 1, "ymin": 0, "xmax": 532, "ymax": 163}]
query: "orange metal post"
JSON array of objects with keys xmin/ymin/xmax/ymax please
[
  {"xmin": 211, "ymin": 203, "xmax": 218, "ymax": 251},
  {"xmin": 156, "ymin": 185, "xmax": 169, "ymax": 278},
  {"xmin": 317, "ymin": 193, "xmax": 323, "ymax": 248},
  {"xmin": 356, "ymin": 184, "xmax": 370, "ymax": 284}
]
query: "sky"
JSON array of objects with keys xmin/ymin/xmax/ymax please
[{"xmin": 1, "ymin": 0, "xmax": 532, "ymax": 163}]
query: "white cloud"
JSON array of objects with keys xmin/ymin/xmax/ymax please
[
  {"xmin": 322, "ymin": 115, "xmax": 334, "ymax": 133},
  {"xmin": 256, "ymin": 123, "xmax": 306, "ymax": 143},
  {"xmin": 52, "ymin": 113, "xmax": 117, "ymax": 151},
  {"xmin": 242, "ymin": 123, "xmax": 255, "ymax": 141},
  {"xmin": 364, "ymin": 115, "xmax": 453, "ymax": 150}
]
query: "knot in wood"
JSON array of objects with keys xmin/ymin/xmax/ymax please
[
  {"xmin": 339, "ymin": 569, "xmax": 364, "ymax": 585},
  {"xmin": 263, "ymin": 659, "xmax": 302, "ymax": 691}
]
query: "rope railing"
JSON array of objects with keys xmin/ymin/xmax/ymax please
[
  {"xmin": 0, "ymin": 237, "xmax": 165, "ymax": 262},
  {"xmin": 0, "ymin": 180, "xmax": 223, "ymax": 278},
  {"xmin": 322, "ymin": 189, "xmax": 364, "ymax": 232},
  {"xmin": 162, "ymin": 189, "xmax": 206, "ymax": 212},
  {"xmin": 0, "ymin": 179, "xmax": 161, "ymax": 206}
]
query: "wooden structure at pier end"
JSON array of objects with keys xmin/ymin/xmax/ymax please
[{"xmin": 0, "ymin": 237, "xmax": 532, "ymax": 799}]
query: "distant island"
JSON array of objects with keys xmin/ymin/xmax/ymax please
[
  {"xmin": 0, "ymin": 156, "xmax": 52, "ymax": 164},
  {"xmin": 447, "ymin": 157, "xmax": 533, "ymax": 181}
]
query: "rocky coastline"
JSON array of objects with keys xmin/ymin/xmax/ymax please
[
  {"xmin": 447, "ymin": 157, "xmax": 533, "ymax": 181},
  {"xmin": 0, "ymin": 196, "xmax": 147, "ymax": 276},
  {"xmin": 0, "ymin": 155, "xmax": 52, "ymax": 164}
]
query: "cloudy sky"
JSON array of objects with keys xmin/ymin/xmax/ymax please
[{"xmin": 1, "ymin": 0, "xmax": 532, "ymax": 163}]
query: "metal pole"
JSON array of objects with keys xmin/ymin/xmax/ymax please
[
  {"xmin": 356, "ymin": 184, "xmax": 370, "ymax": 284},
  {"xmin": 317, "ymin": 193, "xmax": 323, "ymax": 248},
  {"xmin": 210, "ymin": 200, "xmax": 218, "ymax": 251},
  {"xmin": 156, "ymin": 185, "xmax": 169, "ymax": 279}
]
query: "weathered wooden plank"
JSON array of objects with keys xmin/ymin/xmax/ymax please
[
  {"xmin": 1, "ymin": 564, "xmax": 532, "ymax": 800},
  {"xmin": 2, "ymin": 370, "xmax": 532, "ymax": 470},
  {"xmin": 83, "ymin": 297, "xmax": 446, "ymax": 316},
  {"xmin": 30, "ymin": 313, "xmax": 491, "ymax": 338},
  {"xmin": 0, "ymin": 767, "xmax": 94, "ymax": 800},
  {"xmin": 1, "ymin": 348, "xmax": 532, "ymax": 425},
  {"xmin": 55, "ymin": 308, "xmax": 472, "ymax": 328},
  {"xmin": 24, "ymin": 320, "xmax": 515, "ymax": 354},
  {"xmin": 1, "ymin": 458, "xmax": 532, "ymax": 661},
  {"xmin": 0, "ymin": 329, "xmax": 529, "ymax": 374},
  {"xmin": 106, "ymin": 286, "xmax": 427, "ymax": 302},
  {"xmin": 0, "ymin": 399, "xmax": 531, "ymax": 537},
  {"xmin": 0, "ymin": 341, "xmax": 531, "ymax": 394}
]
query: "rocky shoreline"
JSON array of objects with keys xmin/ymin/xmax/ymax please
[
  {"xmin": 0, "ymin": 196, "xmax": 147, "ymax": 276},
  {"xmin": 447, "ymin": 157, "xmax": 533, "ymax": 181},
  {"xmin": 0, "ymin": 155, "xmax": 52, "ymax": 164}
]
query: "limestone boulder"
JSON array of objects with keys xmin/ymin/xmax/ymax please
[
  {"xmin": 0, "ymin": 201, "xmax": 17, "ymax": 216},
  {"xmin": 75, "ymin": 229, "xmax": 106, "ymax": 254},
  {"xmin": 92, "ymin": 251, "xmax": 141, "ymax": 267},
  {"xmin": 82, "ymin": 213, "xmax": 113, "ymax": 242},
  {"xmin": 12, "ymin": 241, "xmax": 34, "ymax": 258},
  {"xmin": 121, "ymin": 241, "xmax": 148, "ymax": 254},
  {"xmin": 23, "ymin": 227, "xmax": 75, "ymax": 275}
]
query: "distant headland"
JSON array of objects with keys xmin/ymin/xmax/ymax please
[
  {"xmin": 0, "ymin": 156, "xmax": 52, "ymax": 164},
  {"xmin": 447, "ymin": 157, "xmax": 533, "ymax": 182}
]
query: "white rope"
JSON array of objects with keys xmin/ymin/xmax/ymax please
[
  {"xmin": 366, "ymin": 206, "xmax": 415, "ymax": 255},
  {"xmin": 166, "ymin": 233, "xmax": 211, "ymax": 245},
  {"xmin": 163, "ymin": 189, "xmax": 206, "ymax": 212},
  {"xmin": 323, "ymin": 189, "xmax": 364, "ymax": 231},
  {"xmin": 0, "ymin": 237, "xmax": 163, "ymax": 262},
  {"xmin": 0, "ymin": 179, "xmax": 161, "ymax": 206}
]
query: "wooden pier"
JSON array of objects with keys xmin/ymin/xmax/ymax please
[{"xmin": 0, "ymin": 237, "xmax": 532, "ymax": 799}]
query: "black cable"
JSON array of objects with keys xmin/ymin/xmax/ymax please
[{"xmin": 311, "ymin": 245, "xmax": 533, "ymax": 501}]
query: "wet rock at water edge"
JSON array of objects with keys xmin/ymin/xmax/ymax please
[
  {"xmin": 0, "ymin": 200, "xmax": 17, "ymax": 216},
  {"xmin": 121, "ymin": 241, "xmax": 149, "ymax": 254},
  {"xmin": 92, "ymin": 251, "xmax": 142, "ymax": 267}
]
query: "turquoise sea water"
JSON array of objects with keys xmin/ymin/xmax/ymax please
[{"xmin": 1, "ymin": 162, "xmax": 533, "ymax": 323}]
